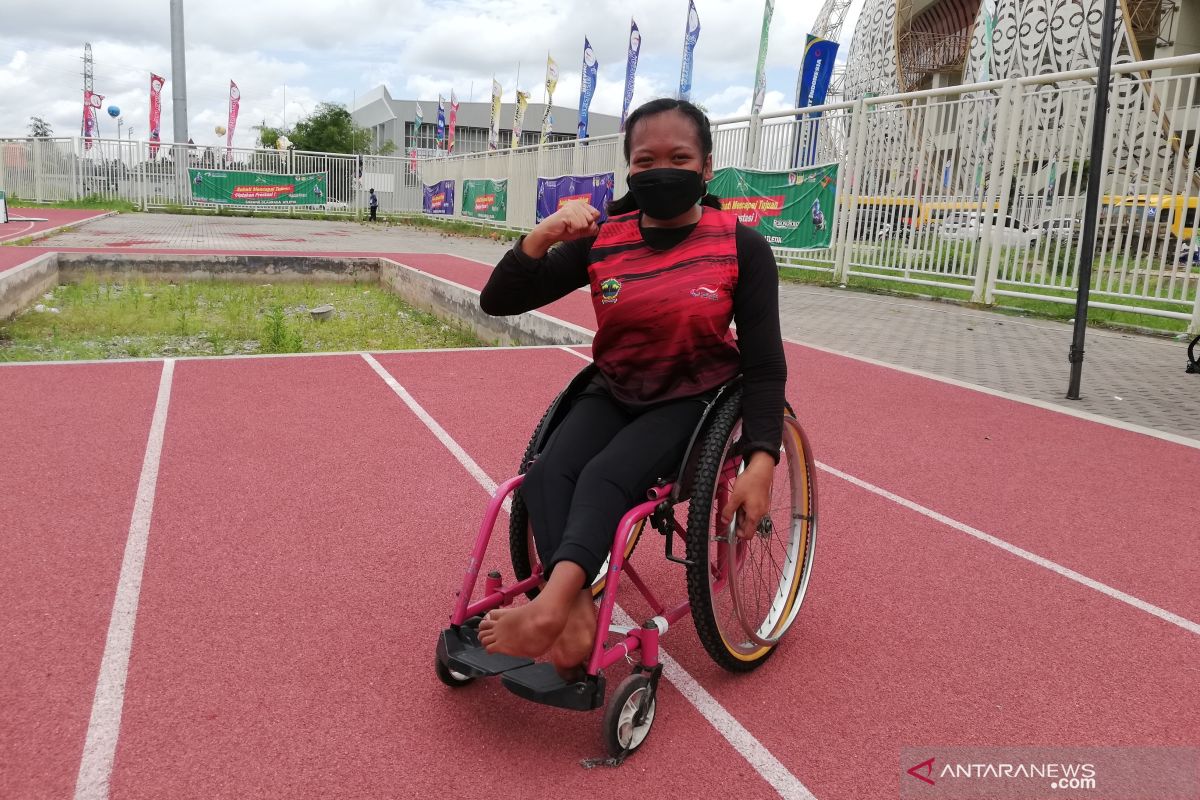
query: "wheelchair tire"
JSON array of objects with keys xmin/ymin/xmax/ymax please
[
  {"xmin": 508, "ymin": 406, "xmax": 643, "ymax": 599},
  {"xmin": 684, "ymin": 390, "xmax": 818, "ymax": 673}
]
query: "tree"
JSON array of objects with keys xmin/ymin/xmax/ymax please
[
  {"xmin": 288, "ymin": 102, "xmax": 371, "ymax": 154},
  {"xmin": 28, "ymin": 116, "xmax": 52, "ymax": 137},
  {"xmin": 376, "ymin": 140, "xmax": 397, "ymax": 156}
]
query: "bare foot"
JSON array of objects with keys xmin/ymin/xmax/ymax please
[
  {"xmin": 549, "ymin": 589, "xmax": 597, "ymax": 679},
  {"xmin": 478, "ymin": 598, "xmax": 570, "ymax": 659}
]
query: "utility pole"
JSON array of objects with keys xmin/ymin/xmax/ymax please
[{"xmin": 170, "ymin": 0, "xmax": 189, "ymax": 145}]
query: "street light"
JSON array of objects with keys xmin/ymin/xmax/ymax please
[{"xmin": 1067, "ymin": 0, "xmax": 1119, "ymax": 399}]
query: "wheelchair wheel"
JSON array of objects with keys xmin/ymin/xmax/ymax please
[
  {"xmin": 685, "ymin": 392, "xmax": 817, "ymax": 672},
  {"xmin": 509, "ymin": 408, "xmax": 643, "ymax": 599}
]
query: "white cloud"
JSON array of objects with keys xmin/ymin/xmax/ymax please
[{"xmin": 1, "ymin": 0, "xmax": 836, "ymax": 146}]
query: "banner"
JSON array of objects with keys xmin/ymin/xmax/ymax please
[
  {"xmin": 149, "ymin": 73, "xmax": 164, "ymax": 159},
  {"xmin": 449, "ymin": 90, "xmax": 459, "ymax": 152},
  {"xmin": 678, "ymin": 0, "xmax": 701, "ymax": 101},
  {"xmin": 791, "ymin": 35, "xmax": 838, "ymax": 168},
  {"xmin": 83, "ymin": 91, "xmax": 102, "ymax": 150},
  {"xmin": 709, "ymin": 163, "xmax": 837, "ymax": 249},
  {"xmin": 620, "ymin": 19, "xmax": 641, "ymax": 131},
  {"xmin": 415, "ymin": 102, "xmax": 424, "ymax": 130},
  {"xmin": 409, "ymin": 148, "xmax": 417, "ymax": 173},
  {"xmin": 461, "ymin": 178, "xmax": 508, "ymax": 221},
  {"xmin": 488, "ymin": 79, "xmax": 502, "ymax": 150},
  {"xmin": 536, "ymin": 173, "xmax": 614, "ymax": 223},
  {"xmin": 578, "ymin": 38, "xmax": 598, "ymax": 140},
  {"xmin": 422, "ymin": 180, "xmax": 455, "ymax": 215},
  {"xmin": 226, "ymin": 81, "xmax": 240, "ymax": 159},
  {"xmin": 188, "ymin": 168, "xmax": 328, "ymax": 206},
  {"xmin": 540, "ymin": 55, "xmax": 558, "ymax": 145},
  {"xmin": 436, "ymin": 95, "xmax": 446, "ymax": 149},
  {"xmin": 512, "ymin": 90, "xmax": 529, "ymax": 148},
  {"xmin": 751, "ymin": 0, "xmax": 774, "ymax": 114}
]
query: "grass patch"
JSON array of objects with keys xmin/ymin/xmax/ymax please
[
  {"xmin": 0, "ymin": 273, "xmax": 480, "ymax": 362},
  {"xmin": 8, "ymin": 195, "xmax": 138, "ymax": 212}
]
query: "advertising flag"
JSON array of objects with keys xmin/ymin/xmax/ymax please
[
  {"xmin": 410, "ymin": 148, "xmax": 418, "ymax": 174},
  {"xmin": 83, "ymin": 91, "xmax": 103, "ymax": 150},
  {"xmin": 225, "ymin": 82, "xmax": 240, "ymax": 160},
  {"xmin": 578, "ymin": 38, "xmax": 598, "ymax": 140},
  {"xmin": 535, "ymin": 173, "xmax": 615, "ymax": 223},
  {"xmin": 678, "ymin": 0, "xmax": 701, "ymax": 101},
  {"xmin": 436, "ymin": 95, "xmax": 446, "ymax": 149},
  {"xmin": 791, "ymin": 34, "xmax": 838, "ymax": 167},
  {"xmin": 709, "ymin": 163, "xmax": 838, "ymax": 249},
  {"xmin": 540, "ymin": 55, "xmax": 558, "ymax": 145},
  {"xmin": 512, "ymin": 90, "xmax": 530, "ymax": 148},
  {"xmin": 449, "ymin": 90, "xmax": 459, "ymax": 152},
  {"xmin": 415, "ymin": 102, "xmax": 424, "ymax": 129},
  {"xmin": 489, "ymin": 79, "xmax": 502, "ymax": 150},
  {"xmin": 752, "ymin": 0, "xmax": 774, "ymax": 114},
  {"xmin": 620, "ymin": 19, "xmax": 642, "ymax": 132},
  {"xmin": 188, "ymin": 168, "xmax": 328, "ymax": 206},
  {"xmin": 149, "ymin": 73, "xmax": 165, "ymax": 158},
  {"xmin": 422, "ymin": 179, "xmax": 455, "ymax": 215}
]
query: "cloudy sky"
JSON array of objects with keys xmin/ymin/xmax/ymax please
[{"xmin": 0, "ymin": 0, "xmax": 859, "ymax": 149}]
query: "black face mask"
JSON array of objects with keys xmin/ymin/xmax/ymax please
[{"xmin": 628, "ymin": 168, "xmax": 706, "ymax": 220}]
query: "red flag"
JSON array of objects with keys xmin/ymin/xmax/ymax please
[
  {"xmin": 82, "ymin": 91, "xmax": 103, "ymax": 150},
  {"xmin": 448, "ymin": 90, "xmax": 459, "ymax": 154},
  {"xmin": 149, "ymin": 74, "xmax": 165, "ymax": 158},
  {"xmin": 226, "ymin": 80, "xmax": 241, "ymax": 159}
]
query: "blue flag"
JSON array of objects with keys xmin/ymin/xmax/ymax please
[
  {"xmin": 436, "ymin": 95, "xmax": 446, "ymax": 149},
  {"xmin": 679, "ymin": 0, "xmax": 700, "ymax": 101},
  {"xmin": 578, "ymin": 37, "xmax": 599, "ymax": 140},
  {"xmin": 791, "ymin": 34, "xmax": 838, "ymax": 168},
  {"xmin": 620, "ymin": 19, "xmax": 641, "ymax": 132}
]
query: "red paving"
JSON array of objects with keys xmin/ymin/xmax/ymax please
[
  {"xmin": 2, "ymin": 237, "xmax": 1198, "ymax": 798},
  {"xmin": 0, "ymin": 208, "xmax": 111, "ymax": 245}
]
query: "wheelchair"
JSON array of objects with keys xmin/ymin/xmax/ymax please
[{"xmin": 435, "ymin": 364, "xmax": 818, "ymax": 759}]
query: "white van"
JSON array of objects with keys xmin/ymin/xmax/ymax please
[{"xmin": 938, "ymin": 212, "xmax": 1036, "ymax": 247}]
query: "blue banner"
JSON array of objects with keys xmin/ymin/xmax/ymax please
[
  {"xmin": 422, "ymin": 180, "xmax": 455, "ymax": 215},
  {"xmin": 535, "ymin": 173, "xmax": 614, "ymax": 223},
  {"xmin": 791, "ymin": 34, "xmax": 839, "ymax": 168},
  {"xmin": 620, "ymin": 19, "xmax": 641, "ymax": 132},
  {"xmin": 678, "ymin": 0, "xmax": 701, "ymax": 101},
  {"xmin": 578, "ymin": 37, "xmax": 599, "ymax": 140}
]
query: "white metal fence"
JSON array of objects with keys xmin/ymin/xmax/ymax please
[{"xmin": 4, "ymin": 53, "xmax": 1200, "ymax": 331}]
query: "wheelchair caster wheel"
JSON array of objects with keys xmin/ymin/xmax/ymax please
[
  {"xmin": 435, "ymin": 653, "xmax": 475, "ymax": 688},
  {"xmin": 602, "ymin": 673, "xmax": 656, "ymax": 757}
]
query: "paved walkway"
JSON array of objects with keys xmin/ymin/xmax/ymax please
[{"xmin": 27, "ymin": 211, "xmax": 1200, "ymax": 441}]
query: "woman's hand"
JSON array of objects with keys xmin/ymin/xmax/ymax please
[
  {"xmin": 521, "ymin": 200, "xmax": 601, "ymax": 258},
  {"xmin": 719, "ymin": 451, "xmax": 776, "ymax": 541}
]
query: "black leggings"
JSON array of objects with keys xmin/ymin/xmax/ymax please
[{"xmin": 521, "ymin": 380, "xmax": 710, "ymax": 585}]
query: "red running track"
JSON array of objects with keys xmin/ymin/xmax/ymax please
[{"xmin": 0, "ymin": 209, "xmax": 112, "ymax": 245}]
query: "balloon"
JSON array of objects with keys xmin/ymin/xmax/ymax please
[
  {"xmin": 107, "ymin": 105, "xmax": 120, "ymax": 118},
  {"xmin": 215, "ymin": 125, "xmax": 227, "ymax": 136},
  {"xmin": 276, "ymin": 135, "xmax": 291, "ymax": 150}
]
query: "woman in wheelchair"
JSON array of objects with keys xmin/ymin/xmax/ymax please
[{"xmin": 478, "ymin": 99, "xmax": 787, "ymax": 677}]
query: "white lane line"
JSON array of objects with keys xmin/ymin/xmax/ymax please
[
  {"xmin": 785, "ymin": 338, "xmax": 1200, "ymax": 451},
  {"xmin": 361, "ymin": 352, "xmax": 816, "ymax": 800},
  {"xmin": 74, "ymin": 359, "xmax": 175, "ymax": 800},
  {"xmin": 558, "ymin": 345, "xmax": 592, "ymax": 362},
  {"xmin": 816, "ymin": 460, "xmax": 1200, "ymax": 637},
  {"xmin": 0, "ymin": 220, "xmax": 35, "ymax": 242}
]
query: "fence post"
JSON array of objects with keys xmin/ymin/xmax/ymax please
[
  {"xmin": 974, "ymin": 80, "xmax": 1013, "ymax": 303},
  {"xmin": 0, "ymin": 140, "xmax": 8, "ymax": 197},
  {"xmin": 984, "ymin": 78, "xmax": 1026, "ymax": 304},
  {"xmin": 833, "ymin": 99, "xmax": 868, "ymax": 283},
  {"xmin": 744, "ymin": 113, "xmax": 762, "ymax": 169},
  {"xmin": 33, "ymin": 138, "xmax": 46, "ymax": 203},
  {"xmin": 1189, "ymin": 281, "xmax": 1200, "ymax": 335}
]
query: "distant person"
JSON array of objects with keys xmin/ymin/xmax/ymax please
[{"xmin": 368, "ymin": 188, "xmax": 379, "ymax": 221}]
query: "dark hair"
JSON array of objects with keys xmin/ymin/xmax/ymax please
[{"xmin": 607, "ymin": 98, "xmax": 722, "ymax": 216}]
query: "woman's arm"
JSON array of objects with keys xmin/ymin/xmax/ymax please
[{"xmin": 479, "ymin": 200, "xmax": 600, "ymax": 316}]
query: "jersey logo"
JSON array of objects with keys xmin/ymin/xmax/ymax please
[
  {"xmin": 690, "ymin": 285, "xmax": 720, "ymax": 301},
  {"xmin": 600, "ymin": 278, "xmax": 622, "ymax": 304}
]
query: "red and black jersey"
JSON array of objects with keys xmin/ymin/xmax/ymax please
[
  {"xmin": 588, "ymin": 208, "xmax": 740, "ymax": 404},
  {"xmin": 481, "ymin": 208, "xmax": 787, "ymax": 458}
]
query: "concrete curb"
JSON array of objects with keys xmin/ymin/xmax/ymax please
[{"xmin": 0, "ymin": 251, "xmax": 59, "ymax": 320}]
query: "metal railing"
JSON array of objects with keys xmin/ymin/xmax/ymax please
[{"xmin": 4, "ymin": 52, "xmax": 1200, "ymax": 331}]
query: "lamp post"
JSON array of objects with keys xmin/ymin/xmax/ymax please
[{"xmin": 1066, "ymin": 0, "xmax": 1119, "ymax": 399}]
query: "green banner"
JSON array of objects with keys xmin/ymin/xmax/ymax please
[
  {"xmin": 188, "ymin": 169, "xmax": 328, "ymax": 206},
  {"xmin": 710, "ymin": 163, "xmax": 837, "ymax": 249},
  {"xmin": 461, "ymin": 178, "xmax": 508, "ymax": 221}
]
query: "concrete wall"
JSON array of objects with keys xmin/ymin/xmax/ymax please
[{"xmin": 0, "ymin": 253, "xmax": 58, "ymax": 320}]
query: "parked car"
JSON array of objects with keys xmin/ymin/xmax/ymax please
[
  {"xmin": 937, "ymin": 212, "xmax": 1037, "ymax": 247},
  {"xmin": 1031, "ymin": 218, "xmax": 1078, "ymax": 243}
]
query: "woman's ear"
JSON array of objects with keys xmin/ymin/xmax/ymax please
[{"xmin": 702, "ymin": 153, "xmax": 714, "ymax": 182}]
